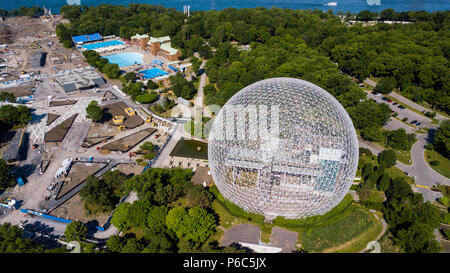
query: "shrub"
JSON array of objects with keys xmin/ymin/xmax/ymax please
[{"xmin": 430, "ymin": 160, "xmax": 440, "ymax": 166}]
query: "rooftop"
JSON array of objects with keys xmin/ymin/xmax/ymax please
[
  {"xmin": 160, "ymin": 43, "xmax": 179, "ymax": 55},
  {"xmin": 149, "ymin": 36, "xmax": 171, "ymax": 44},
  {"xmin": 72, "ymin": 33, "xmax": 103, "ymax": 44},
  {"xmin": 131, "ymin": 33, "xmax": 149, "ymax": 40},
  {"xmin": 54, "ymin": 67, "xmax": 105, "ymax": 92}
]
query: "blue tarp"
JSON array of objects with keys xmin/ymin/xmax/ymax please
[
  {"xmin": 72, "ymin": 33, "xmax": 103, "ymax": 44},
  {"xmin": 168, "ymin": 65, "xmax": 178, "ymax": 72},
  {"xmin": 16, "ymin": 177, "xmax": 25, "ymax": 186}
]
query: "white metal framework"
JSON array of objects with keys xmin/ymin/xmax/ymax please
[{"xmin": 208, "ymin": 78, "xmax": 359, "ymax": 219}]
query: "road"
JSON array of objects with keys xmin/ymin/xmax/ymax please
[
  {"xmin": 358, "ymin": 118, "xmax": 449, "ymax": 202},
  {"xmin": 365, "ymin": 90, "xmax": 438, "ymax": 130},
  {"xmin": 364, "ymin": 78, "xmax": 447, "ymax": 122}
]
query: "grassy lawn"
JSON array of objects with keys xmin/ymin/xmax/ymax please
[
  {"xmin": 415, "ymin": 129, "xmax": 428, "ymax": 134},
  {"xmin": 299, "ymin": 207, "xmax": 383, "ymax": 253},
  {"xmin": 260, "ymin": 225, "xmax": 272, "ymax": 244},
  {"xmin": 193, "ymin": 80, "xmax": 200, "ymax": 90},
  {"xmin": 212, "ymin": 200, "xmax": 236, "ymax": 229},
  {"xmin": 366, "ymin": 190, "xmax": 385, "ymax": 203},
  {"xmin": 425, "ymin": 149, "xmax": 450, "ymax": 179},
  {"xmin": 368, "ymin": 77, "xmax": 380, "ymax": 84},
  {"xmin": 123, "ymin": 227, "xmax": 147, "ymax": 239},
  {"xmin": 394, "ymin": 149, "xmax": 412, "ymax": 165},
  {"xmin": 385, "ymin": 166, "xmax": 415, "ymax": 184}
]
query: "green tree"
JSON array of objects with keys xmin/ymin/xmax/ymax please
[
  {"xmin": 378, "ymin": 149, "xmax": 397, "ymax": 168},
  {"xmin": 396, "ymin": 222, "xmax": 441, "ymax": 253},
  {"xmin": 146, "ymin": 81, "xmax": 159, "ymax": 90},
  {"xmin": 120, "ymin": 238, "xmax": 144, "ymax": 253},
  {"xmin": 85, "ymin": 101, "xmax": 103, "ymax": 122},
  {"xmin": 147, "ymin": 206, "xmax": 168, "ymax": 232},
  {"xmin": 166, "ymin": 206, "xmax": 217, "ymax": 243},
  {"xmin": 384, "ymin": 129, "xmax": 416, "ymax": 151},
  {"xmin": 434, "ymin": 120, "xmax": 450, "ymax": 158},
  {"xmin": 374, "ymin": 78, "xmax": 396, "ymax": 94},
  {"xmin": 185, "ymin": 184, "xmax": 214, "ymax": 208},
  {"xmin": 64, "ymin": 221, "xmax": 87, "ymax": 242},
  {"xmin": 385, "ymin": 178, "xmax": 412, "ymax": 201},
  {"xmin": 124, "ymin": 72, "xmax": 137, "ymax": 82},
  {"xmin": 111, "ymin": 202, "xmax": 132, "ymax": 231},
  {"xmin": 377, "ymin": 174, "xmax": 391, "ymax": 192},
  {"xmin": 0, "ymin": 159, "xmax": 15, "ymax": 190},
  {"xmin": 106, "ymin": 235, "xmax": 125, "ymax": 253}
]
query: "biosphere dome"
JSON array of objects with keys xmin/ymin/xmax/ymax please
[{"xmin": 207, "ymin": 78, "xmax": 359, "ymax": 219}]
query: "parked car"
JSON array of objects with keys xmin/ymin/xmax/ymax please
[
  {"xmin": 382, "ymin": 97, "xmax": 389, "ymax": 101},
  {"xmin": 416, "ymin": 122, "xmax": 422, "ymax": 126},
  {"xmin": 387, "ymin": 99, "xmax": 393, "ymax": 103},
  {"xmin": 410, "ymin": 120, "xmax": 418, "ymax": 124},
  {"xmin": 393, "ymin": 102, "xmax": 398, "ymax": 105}
]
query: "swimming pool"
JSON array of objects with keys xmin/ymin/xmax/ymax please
[
  {"xmin": 140, "ymin": 68, "xmax": 169, "ymax": 79},
  {"xmin": 103, "ymin": 52, "xmax": 144, "ymax": 68},
  {"xmin": 81, "ymin": 40, "xmax": 125, "ymax": 50}
]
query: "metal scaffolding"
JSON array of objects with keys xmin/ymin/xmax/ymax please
[{"xmin": 208, "ymin": 78, "xmax": 359, "ymax": 219}]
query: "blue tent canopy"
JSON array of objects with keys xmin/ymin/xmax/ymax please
[{"xmin": 72, "ymin": 33, "xmax": 103, "ymax": 43}]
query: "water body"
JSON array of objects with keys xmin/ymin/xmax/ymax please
[{"xmin": 2, "ymin": 0, "xmax": 449, "ymax": 14}]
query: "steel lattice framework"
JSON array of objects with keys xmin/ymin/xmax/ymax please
[{"xmin": 208, "ymin": 78, "xmax": 359, "ymax": 219}]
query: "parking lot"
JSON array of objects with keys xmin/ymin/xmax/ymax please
[{"xmin": 367, "ymin": 91, "xmax": 437, "ymax": 130}]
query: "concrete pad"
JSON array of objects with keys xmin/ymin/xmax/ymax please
[
  {"xmin": 270, "ymin": 227, "xmax": 298, "ymax": 253},
  {"xmin": 221, "ymin": 223, "xmax": 260, "ymax": 246}
]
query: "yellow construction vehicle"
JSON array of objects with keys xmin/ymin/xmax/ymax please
[
  {"xmin": 118, "ymin": 125, "xmax": 125, "ymax": 131},
  {"xmin": 125, "ymin": 107, "xmax": 135, "ymax": 116},
  {"xmin": 112, "ymin": 115, "xmax": 124, "ymax": 125},
  {"xmin": 146, "ymin": 117, "xmax": 152, "ymax": 123}
]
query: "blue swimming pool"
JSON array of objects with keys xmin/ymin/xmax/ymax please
[
  {"xmin": 81, "ymin": 40, "xmax": 125, "ymax": 50},
  {"xmin": 103, "ymin": 52, "xmax": 144, "ymax": 68},
  {"xmin": 140, "ymin": 68, "xmax": 169, "ymax": 79}
]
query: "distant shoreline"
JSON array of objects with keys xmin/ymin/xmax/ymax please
[{"xmin": 2, "ymin": 0, "xmax": 449, "ymax": 14}]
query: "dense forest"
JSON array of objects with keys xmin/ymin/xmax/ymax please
[{"xmin": 55, "ymin": 5, "xmax": 449, "ymax": 116}]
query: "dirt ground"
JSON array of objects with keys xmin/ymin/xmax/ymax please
[
  {"xmin": 49, "ymin": 99, "xmax": 77, "ymax": 107},
  {"xmin": 85, "ymin": 123, "xmax": 118, "ymax": 138},
  {"xmin": 102, "ymin": 128, "xmax": 157, "ymax": 152},
  {"xmin": 44, "ymin": 114, "xmax": 77, "ymax": 142},
  {"xmin": 101, "ymin": 101, "xmax": 144, "ymax": 129},
  {"xmin": 0, "ymin": 83, "xmax": 37, "ymax": 97},
  {"xmin": 57, "ymin": 162, "xmax": 106, "ymax": 199},
  {"xmin": 115, "ymin": 163, "xmax": 145, "ymax": 177},
  {"xmin": 0, "ymin": 16, "xmax": 85, "ymax": 76},
  {"xmin": 50, "ymin": 193, "xmax": 110, "ymax": 226},
  {"xmin": 46, "ymin": 113, "xmax": 60, "ymax": 125}
]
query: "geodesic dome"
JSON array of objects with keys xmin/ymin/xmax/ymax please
[{"xmin": 208, "ymin": 78, "xmax": 359, "ymax": 219}]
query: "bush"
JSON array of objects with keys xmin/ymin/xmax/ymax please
[
  {"xmin": 442, "ymin": 213, "xmax": 450, "ymax": 225},
  {"xmin": 442, "ymin": 229, "xmax": 450, "ymax": 240},
  {"xmin": 378, "ymin": 149, "xmax": 397, "ymax": 168},
  {"xmin": 64, "ymin": 221, "xmax": 87, "ymax": 242},
  {"xmin": 430, "ymin": 160, "xmax": 440, "ymax": 166},
  {"xmin": 439, "ymin": 196, "xmax": 449, "ymax": 207},
  {"xmin": 359, "ymin": 148, "xmax": 372, "ymax": 156},
  {"xmin": 424, "ymin": 111, "xmax": 436, "ymax": 118}
]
